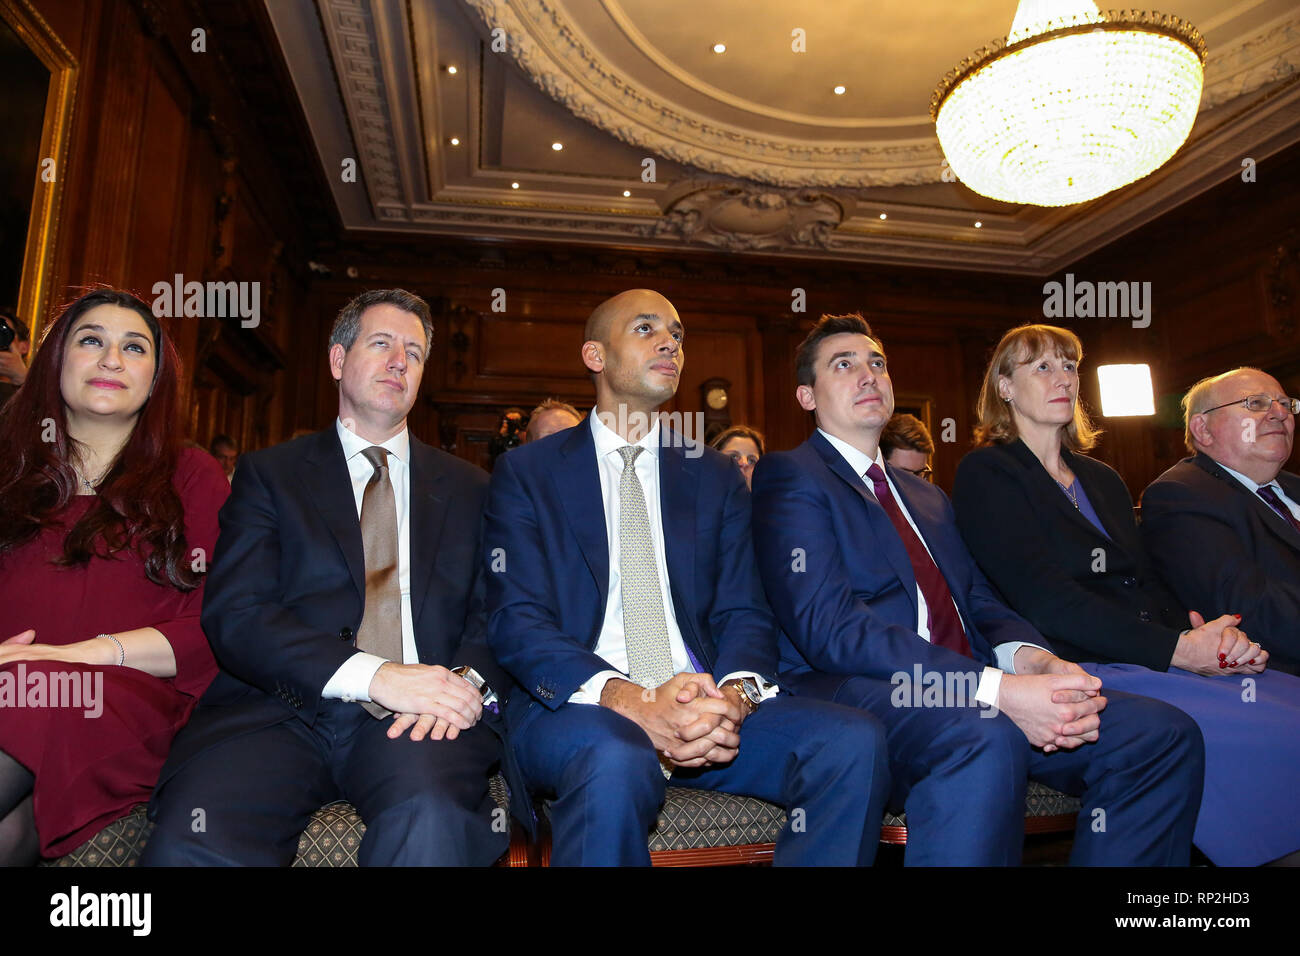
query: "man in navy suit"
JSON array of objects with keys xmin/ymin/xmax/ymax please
[
  {"xmin": 751, "ymin": 313, "xmax": 1204, "ymax": 865},
  {"xmin": 484, "ymin": 290, "xmax": 888, "ymax": 866},
  {"xmin": 144, "ymin": 289, "xmax": 515, "ymax": 866},
  {"xmin": 1143, "ymin": 367, "xmax": 1300, "ymax": 673}
]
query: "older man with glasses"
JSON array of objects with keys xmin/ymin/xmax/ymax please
[{"xmin": 1142, "ymin": 367, "xmax": 1300, "ymax": 674}]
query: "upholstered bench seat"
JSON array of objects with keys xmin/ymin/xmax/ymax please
[
  {"xmin": 44, "ymin": 773, "xmax": 518, "ymax": 867},
  {"xmin": 48, "ymin": 776, "xmax": 1079, "ymax": 866}
]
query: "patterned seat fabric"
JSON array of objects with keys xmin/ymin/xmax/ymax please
[
  {"xmin": 41, "ymin": 807, "xmax": 152, "ymax": 867},
  {"xmin": 648, "ymin": 787, "xmax": 787, "ymax": 851},
  {"xmin": 46, "ymin": 773, "xmax": 515, "ymax": 867}
]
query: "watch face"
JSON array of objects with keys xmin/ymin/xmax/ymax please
[{"xmin": 706, "ymin": 387, "xmax": 728, "ymax": 410}]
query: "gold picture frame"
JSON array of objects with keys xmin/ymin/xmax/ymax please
[{"xmin": 1, "ymin": 0, "xmax": 76, "ymax": 345}]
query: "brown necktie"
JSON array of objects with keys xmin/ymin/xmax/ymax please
[{"xmin": 355, "ymin": 445, "xmax": 402, "ymax": 718}]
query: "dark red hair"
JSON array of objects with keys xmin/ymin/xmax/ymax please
[{"xmin": 0, "ymin": 288, "xmax": 199, "ymax": 590}]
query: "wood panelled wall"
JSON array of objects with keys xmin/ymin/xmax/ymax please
[
  {"xmin": 26, "ymin": 0, "xmax": 1300, "ymax": 497},
  {"xmin": 295, "ymin": 242, "xmax": 1038, "ymax": 485},
  {"xmin": 1057, "ymin": 142, "xmax": 1300, "ymax": 496},
  {"xmin": 26, "ymin": 0, "xmax": 314, "ymax": 455}
]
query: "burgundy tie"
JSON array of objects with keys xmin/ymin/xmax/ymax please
[
  {"xmin": 865, "ymin": 463, "xmax": 972, "ymax": 657},
  {"xmin": 1256, "ymin": 484, "xmax": 1300, "ymax": 535}
]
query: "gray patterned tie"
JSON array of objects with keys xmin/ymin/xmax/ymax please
[
  {"xmin": 618, "ymin": 445, "xmax": 676, "ymax": 689},
  {"xmin": 618, "ymin": 445, "xmax": 677, "ymax": 779}
]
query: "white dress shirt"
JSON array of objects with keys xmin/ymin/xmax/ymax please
[
  {"xmin": 1217, "ymin": 461, "xmax": 1300, "ymax": 521},
  {"xmin": 571, "ymin": 410, "xmax": 775, "ymax": 704},
  {"xmin": 321, "ymin": 418, "xmax": 416, "ymax": 702},
  {"xmin": 818, "ymin": 429, "xmax": 1046, "ymax": 705}
]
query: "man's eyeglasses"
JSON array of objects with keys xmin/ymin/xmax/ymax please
[
  {"xmin": 1199, "ymin": 394, "xmax": 1300, "ymax": 416},
  {"xmin": 897, "ymin": 466, "xmax": 933, "ymax": 480}
]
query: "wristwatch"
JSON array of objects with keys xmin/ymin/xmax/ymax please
[
  {"xmin": 452, "ymin": 666, "xmax": 498, "ymax": 708},
  {"xmin": 722, "ymin": 677, "xmax": 763, "ymax": 715}
]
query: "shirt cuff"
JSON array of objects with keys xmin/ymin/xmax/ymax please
[
  {"xmin": 974, "ymin": 666, "xmax": 1003, "ymax": 709},
  {"xmin": 569, "ymin": 669, "xmax": 628, "ymax": 705},
  {"xmin": 322, "ymin": 652, "xmax": 387, "ymax": 703},
  {"xmin": 718, "ymin": 671, "xmax": 780, "ymax": 700},
  {"xmin": 992, "ymin": 641, "xmax": 1051, "ymax": 674}
]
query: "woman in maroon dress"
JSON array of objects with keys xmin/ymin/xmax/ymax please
[{"xmin": 0, "ymin": 288, "xmax": 228, "ymax": 863}]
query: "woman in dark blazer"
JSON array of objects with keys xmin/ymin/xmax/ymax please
[{"xmin": 953, "ymin": 323, "xmax": 1300, "ymax": 867}]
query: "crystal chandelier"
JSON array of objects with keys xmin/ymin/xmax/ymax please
[{"xmin": 930, "ymin": 1, "xmax": 1207, "ymax": 207}]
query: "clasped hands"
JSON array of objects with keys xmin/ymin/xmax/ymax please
[
  {"xmin": 601, "ymin": 672, "xmax": 747, "ymax": 769},
  {"xmin": 1000, "ymin": 646, "xmax": 1106, "ymax": 754},
  {"xmin": 1172, "ymin": 611, "xmax": 1267, "ymax": 676},
  {"xmin": 369, "ymin": 662, "xmax": 483, "ymax": 743}
]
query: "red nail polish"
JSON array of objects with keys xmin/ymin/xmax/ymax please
[
  {"xmin": 1218, "ymin": 653, "xmax": 1227, "ymax": 661},
  {"xmin": 1251, "ymin": 659, "xmax": 1258, "ymax": 664},
  {"xmin": 1219, "ymin": 661, "xmax": 1227, "ymax": 668},
  {"xmin": 1230, "ymin": 660, "xmax": 1239, "ymax": 667}
]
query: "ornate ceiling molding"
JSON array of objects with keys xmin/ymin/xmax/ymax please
[
  {"xmin": 462, "ymin": 0, "xmax": 1300, "ymax": 189},
  {"xmin": 318, "ymin": 0, "xmax": 406, "ymax": 212},
  {"xmin": 460, "ymin": 0, "xmax": 940, "ymax": 188},
  {"xmin": 1201, "ymin": 9, "xmax": 1300, "ymax": 110},
  {"xmin": 646, "ymin": 181, "xmax": 849, "ymax": 252}
]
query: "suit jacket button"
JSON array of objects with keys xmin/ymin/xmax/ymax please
[
  {"xmin": 1138, "ymin": 610, "xmax": 1152, "ymax": 623},
  {"xmin": 339, "ymin": 627, "xmax": 354, "ymax": 642},
  {"xmin": 1122, "ymin": 577, "xmax": 1137, "ymax": 587}
]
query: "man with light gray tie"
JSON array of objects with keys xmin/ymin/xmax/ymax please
[
  {"xmin": 483, "ymin": 289, "xmax": 889, "ymax": 866},
  {"xmin": 144, "ymin": 289, "xmax": 521, "ymax": 866}
]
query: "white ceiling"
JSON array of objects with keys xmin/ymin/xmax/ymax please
[{"xmin": 267, "ymin": 0, "xmax": 1300, "ymax": 273}]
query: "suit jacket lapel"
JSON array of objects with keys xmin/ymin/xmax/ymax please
[
  {"xmin": 555, "ymin": 423, "xmax": 610, "ymax": 608},
  {"xmin": 1002, "ymin": 439, "xmax": 1118, "ymax": 546},
  {"xmin": 301, "ymin": 428, "xmax": 366, "ymax": 603},
  {"xmin": 408, "ymin": 438, "xmax": 450, "ymax": 628},
  {"xmin": 809, "ymin": 432, "xmax": 919, "ymax": 610},
  {"xmin": 659, "ymin": 433, "xmax": 699, "ymax": 646},
  {"xmin": 1197, "ymin": 452, "xmax": 1300, "ymax": 555}
]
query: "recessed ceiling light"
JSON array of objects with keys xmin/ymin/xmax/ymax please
[
  {"xmin": 974, "ymin": 220, "xmax": 983, "ymax": 228},
  {"xmin": 551, "ymin": 142, "xmax": 563, "ymax": 151},
  {"xmin": 446, "ymin": 65, "xmax": 458, "ymax": 75},
  {"xmin": 879, "ymin": 213, "xmax": 887, "ymax": 220},
  {"xmin": 511, "ymin": 182, "xmax": 520, "ymax": 189},
  {"xmin": 623, "ymin": 190, "xmax": 631, "ymax": 197},
  {"xmin": 833, "ymin": 85, "xmax": 846, "ymax": 95},
  {"xmin": 449, "ymin": 137, "xmax": 460, "ymax": 146},
  {"xmin": 712, "ymin": 43, "xmax": 726, "ymax": 54}
]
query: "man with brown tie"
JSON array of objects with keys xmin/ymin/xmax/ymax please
[
  {"xmin": 144, "ymin": 289, "xmax": 517, "ymax": 866},
  {"xmin": 1142, "ymin": 367, "xmax": 1300, "ymax": 674}
]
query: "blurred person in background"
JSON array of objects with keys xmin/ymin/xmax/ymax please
[{"xmin": 709, "ymin": 425, "xmax": 765, "ymax": 490}]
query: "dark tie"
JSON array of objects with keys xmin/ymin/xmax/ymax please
[
  {"xmin": 355, "ymin": 445, "xmax": 403, "ymax": 718},
  {"xmin": 865, "ymin": 463, "xmax": 971, "ymax": 657},
  {"xmin": 1256, "ymin": 484, "xmax": 1300, "ymax": 535}
]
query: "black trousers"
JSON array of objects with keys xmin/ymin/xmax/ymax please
[{"xmin": 141, "ymin": 698, "xmax": 506, "ymax": 866}]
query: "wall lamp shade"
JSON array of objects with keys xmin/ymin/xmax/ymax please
[
  {"xmin": 931, "ymin": 1, "xmax": 1207, "ymax": 207},
  {"xmin": 1097, "ymin": 363, "xmax": 1155, "ymax": 416}
]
